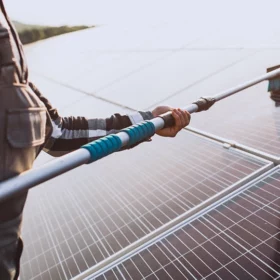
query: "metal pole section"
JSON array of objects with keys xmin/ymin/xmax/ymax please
[
  {"xmin": 0, "ymin": 68, "xmax": 280, "ymax": 201},
  {"xmin": 0, "ymin": 149, "xmax": 90, "ymax": 203},
  {"xmin": 213, "ymin": 67, "xmax": 280, "ymax": 101}
]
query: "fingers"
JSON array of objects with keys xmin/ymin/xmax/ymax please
[
  {"xmin": 179, "ymin": 109, "xmax": 190, "ymax": 127},
  {"xmin": 177, "ymin": 108, "xmax": 186, "ymax": 127},
  {"xmin": 182, "ymin": 109, "xmax": 191, "ymax": 126},
  {"xmin": 171, "ymin": 109, "xmax": 181, "ymax": 135},
  {"xmin": 172, "ymin": 108, "xmax": 191, "ymax": 129},
  {"xmin": 155, "ymin": 107, "xmax": 191, "ymax": 138}
]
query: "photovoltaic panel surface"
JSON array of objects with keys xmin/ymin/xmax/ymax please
[
  {"xmin": 93, "ymin": 167, "xmax": 280, "ymax": 280},
  {"xmin": 20, "ymin": 132, "xmax": 270, "ymax": 280},
  {"xmin": 25, "ymin": 23, "xmax": 256, "ymax": 110},
  {"xmin": 18, "ymin": 4, "xmax": 280, "ymax": 279},
  {"xmin": 97, "ymin": 49, "xmax": 253, "ymax": 109},
  {"xmin": 157, "ymin": 50, "xmax": 280, "ymax": 159},
  {"xmin": 24, "ymin": 24, "xmax": 198, "ymax": 93},
  {"xmin": 28, "ymin": 30, "xmax": 280, "ymax": 159}
]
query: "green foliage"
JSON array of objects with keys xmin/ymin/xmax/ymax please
[
  {"xmin": 13, "ymin": 21, "xmax": 45, "ymax": 32},
  {"xmin": 18, "ymin": 25, "xmax": 91, "ymax": 45}
]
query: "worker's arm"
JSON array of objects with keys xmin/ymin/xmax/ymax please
[{"xmin": 29, "ymin": 82, "xmax": 190, "ymax": 156}]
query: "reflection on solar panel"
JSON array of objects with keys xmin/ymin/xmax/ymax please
[
  {"xmin": 158, "ymin": 52, "xmax": 280, "ymax": 160},
  {"xmin": 20, "ymin": 132, "xmax": 271, "ymax": 280},
  {"xmin": 93, "ymin": 167, "xmax": 280, "ymax": 280}
]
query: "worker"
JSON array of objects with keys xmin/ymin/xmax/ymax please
[
  {"xmin": 267, "ymin": 65, "xmax": 280, "ymax": 107},
  {"xmin": 0, "ymin": 0, "xmax": 191, "ymax": 279}
]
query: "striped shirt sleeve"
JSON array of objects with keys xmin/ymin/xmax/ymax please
[{"xmin": 29, "ymin": 82, "xmax": 154, "ymax": 157}]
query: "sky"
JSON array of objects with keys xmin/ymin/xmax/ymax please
[
  {"xmin": 4, "ymin": 0, "xmax": 280, "ymax": 29},
  {"xmin": 4, "ymin": 0, "xmax": 194, "ymax": 26}
]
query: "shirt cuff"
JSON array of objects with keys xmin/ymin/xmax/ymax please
[{"xmin": 128, "ymin": 111, "xmax": 153, "ymax": 125}]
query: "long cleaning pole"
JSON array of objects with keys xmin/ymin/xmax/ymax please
[{"xmin": 0, "ymin": 67, "xmax": 280, "ymax": 202}]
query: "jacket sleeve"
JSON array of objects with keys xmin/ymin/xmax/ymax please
[{"xmin": 29, "ymin": 82, "xmax": 154, "ymax": 157}]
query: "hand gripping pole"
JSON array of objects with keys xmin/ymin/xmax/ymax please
[{"xmin": 160, "ymin": 96, "xmax": 216, "ymax": 127}]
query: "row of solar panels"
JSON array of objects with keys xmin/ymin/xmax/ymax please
[
  {"xmin": 20, "ymin": 127, "xmax": 278, "ymax": 280},
  {"xmin": 92, "ymin": 166, "xmax": 280, "ymax": 280},
  {"xmin": 21, "ymin": 24, "xmax": 280, "ymax": 280}
]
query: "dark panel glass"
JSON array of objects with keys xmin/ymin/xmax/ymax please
[
  {"xmin": 20, "ymin": 133, "xmax": 268, "ymax": 279},
  {"xmin": 187, "ymin": 81, "xmax": 280, "ymax": 158},
  {"xmin": 99, "ymin": 169, "xmax": 280, "ymax": 280}
]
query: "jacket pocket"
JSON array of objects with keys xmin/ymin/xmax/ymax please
[{"xmin": 6, "ymin": 107, "xmax": 47, "ymax": 148}]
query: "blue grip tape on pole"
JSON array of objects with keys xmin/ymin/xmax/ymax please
[
  {"xmin": 121, "ymin": 120, "xmax": 155, "ymax": 147},
  {"xmin": 82, "ymin": 134, "xmax": 122, "ymax": 163}
]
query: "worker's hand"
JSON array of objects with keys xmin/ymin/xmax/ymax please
[{"xmin": 152, "ymin": 106, "xmax": 191, "ymax": 137}]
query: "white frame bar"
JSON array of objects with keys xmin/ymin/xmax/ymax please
[{"xmin": 186, "ymin": 126, "xmax": 280, "ymax": 164}]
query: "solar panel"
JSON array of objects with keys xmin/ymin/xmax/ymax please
[
  {"xmin": 20, "ymin": 131, "xmax": 271, "ymax": 280},
  {"xmin": 91, "ymin": 167, "xmax": 280, "ymax": 280},
  {"xmin": 155, "ymin": 50, "xmax": 280, "ymax": 160},
  {"xmin": 25, "ymin": 25, "xmax": 197, "ymax": 94},
  {"xmin": 29, "ymin": 30, "xmax": 280, "ymax": 160},
  {"xmin": 25, "ymin": 26, "xmax": 256, "ymax": 110},
  {"xmin": 97, "ymin": 49, "xmax": 253, "ymax": 109},
  {"xmin": 189, "ymin": 83, "xmax": 280, "ymax": 159},
  {"xmin": 18, "ymin": 11, "xmax": 280, "ymax": 280}
]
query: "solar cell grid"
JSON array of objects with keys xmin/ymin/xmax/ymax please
[
  {"xmin": 94, "ymin": 168, "xmax": 280, "ymax": 280},
  {"xmin": 20, "ymin": 132, "xmax": 270, "ymax": 280},
  {"xmin": 192, "ymin": 111, "xmax": 280, "ymax": 159}
]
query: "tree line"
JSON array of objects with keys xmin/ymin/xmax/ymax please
[{"xmin": 18, "ymin": 25, "xmax": 91, "ymax": 45}]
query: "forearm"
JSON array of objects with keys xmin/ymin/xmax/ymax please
[
  {"xmin": 29, "ymin": 81, "xmax": 153, "ymax": 156},
  {"xmin": 44, "ymin": 111, "xmax": 153, "ymax": 156},
  {"xmin": 29, "ymin": 81, "xmax": 190, "ymax": 157}
]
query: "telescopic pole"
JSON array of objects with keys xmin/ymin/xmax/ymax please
[{"xmin": 0, "ymin": 67, "xmax": 280, "ymax": 203}]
